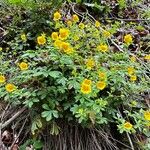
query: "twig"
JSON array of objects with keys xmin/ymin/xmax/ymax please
[
  {"xmin": 10, "ymin": 117, "xmax": 28, "ymax": 150},
  {"xmin": 126, "ymin": 132, "xmax": 135, "ymax": 150},
  {"xmin": 90, "ymin": 130, "xmax": 102, "ymax": 150},
  {"xmin": 1, "ymin": 107, "xmax": 26, "ymax": 129},
  {"xmin": 111, "ymin": 40, "xmax": 124, "ymax": 52},
  {"xmin": 95, "ymin": 128, "xmax": 132, "ymax": 150},
  {"xmin": 69, "ymin": 3, "xmax": 84, "ymax": 18},
  {"xmin": 0, "ymin": 103, "xmax": 11, "ymax": 149},
  {"xmin": 99, "ymin": 18, "xmax": 150, "ymax": 21},
  {"xmin": 0, "ymin": 103, "xmax": 11, "ymax": 123}
]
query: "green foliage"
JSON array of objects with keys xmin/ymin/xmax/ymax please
[
  {"xmin": 1, "ymin": 10, "xmax": 149, "ymax": 133},
  {"xmin": 0, "ymin": 0, "xmax": 150, "ymax": 148},
  {"xmin": 117, "ymin": 0, "xmax": 126, "ymax": 9},
  {"xmin": 20, "ymin": 139, "xmax": 43, "ymax": 150}
]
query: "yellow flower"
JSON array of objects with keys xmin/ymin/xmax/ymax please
[
  {"xmin": 124, "ymin": 34, "xmax": 133, "ymax": 44},
  {"xmin": 37, "ymin": 35, "xmax": 46, "ymax": 45},
  {"xmin": 0, "ymin": 75, "xmax": 6, "ymax": 83},
  {"xmin": 98, "ymin": 72, "xmax": 107, "ymax": 80},
  {"xmin": 54, "ymin": 40, "xmax": 62, "ymax": 49},
  {"xmin": 19, "ymin": 62, "xmax": 28, "ymax": 71},
  {"xmin": 51, "ymin": 32, "xmax": 58, "ymax": 40},
  {"xmin": 67, "ymin": 20, "xmax": 72, "ymax": 26},
  {"xmin": 103, "ymin": 30, "xmax": 111, "ymax": 38},
  {"xmin": 123, "ymin": 122, "xmax": 133, "ymax": 130},
  {"xmin": 144, "ymin": 111, "xmax": 150, "ymax": 121},
  {"xmin": 61, "ymin": 42, "xmax": 70, "ymax": 51},
  {"xmin": 60, "ymin": 42, "xmax": 73, "ymax": 54},
  {"xmin": 72, "ymin": 14, "xmax": 79, "ymax": 22},
  {"xmin": 21, "ymin": 33, "xmax": 27, "ymax": 41},
  {"xmin": 59, "ymin": 28, "xmax": 70, "ymax": 40},
  {"xmin": 80, "ymin": 84, "xmax": 91, "ymax": 94},
  {"xmin": 82, "ymin": 79, "xmax": 92, "ymax": 85},
  {"xmin": 64, "ymin": 47, "xmax": 74, "ymax": 54},
  {"xmin": 86, "ymin": 58, "xmax": 95, "ymax": 70},
  {"xmin": 144, "ymin": 54, "xmax": 150, "ymax": 61},
  {"xmin": 130, "ymin": 75, "xmax": 137, "ymax": 81},
  {"xmin": 130, "ymin": 56, "xmax": 136, "ymax": 62},
  {"xmin": 0, "ymin": 47, "xmax": 2, "ymax": 51},
  {"xmin": 95, "ymin": 21, "xmax": 100, "ymax": 27},
  {"xmin": 97, "ymin": 44, "xmax": 108, "ymax": 52},
  {"xmin": 5, "ymin": 83, "xmax": 16, "ymax": 92},
  {"xmin": 127, "ymin": 67, "xmax": 135, "ymax": 75},
  {"xmin": 96, "ymin": 81, "xmax": 106, "ymax": 90},
  {"xmin": 79, "ymin": 23, "xmax": 85, "ymax": 29},
  {"xmin": 53, "ymin": 11, "xmax": 61, "ymax": 21}
]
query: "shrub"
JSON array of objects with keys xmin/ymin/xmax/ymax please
[{"xmin": 0, "ymin": 9, "xmax": 150, "ymax": 138}]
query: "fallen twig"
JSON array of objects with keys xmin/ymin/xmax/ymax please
[
  {"xmin": 126, "ymin": 132, "xmax": 135, "ymax": 150},
  {"xmin": 10, "ymin": 117, "xmax": 28, "ymax": 150},
  {"xmin": 2, "ymin": 107, "xmax": 26, "ymax": 129}
]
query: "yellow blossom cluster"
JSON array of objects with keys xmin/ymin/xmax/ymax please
[
  {"xmin": 53, "ymin": 11, "xmax": 79, "ymax": 23},
  {"xmin": 0, "ymin": 75, "xmax": 16, "ymax": 92},
  {"xmin": 86, "ymin": 58, "xmax": 95, "ymax": 70},
  {"xmin": 51, "ymin": 28, "xmax": 73, "ymax": 54},
  {"xmin": 80, "ymin": 79, "xmax": 92, "ymax": 94},
  {"xmin": 0, "ymin": 62, "xmax": 28, "ymax": 93},
  {"xmin": 96, "ymin": 71, "xmax": 107, "ymax": 90},
  {"xmin": 97, "ymin": 44, "xmax": 109, "ymax": 52},
  {"xmin": 127, "ymin": 67, "xmax": 137, "ymax": 82},
  {"xmin": 80, "ymin": 73, "xmax": 107, "ymax": 94}
]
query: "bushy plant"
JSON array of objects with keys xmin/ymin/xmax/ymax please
[{"xmin": 0, "ymin": 9, "xmax": 150, "ymax": 141}]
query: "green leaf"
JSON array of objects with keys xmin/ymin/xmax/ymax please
[
  {"xmin": 32, "ymin": 98, "xmax": 39, "ymax": 102},
  {"xmin": 42, "ymin": 104, "xmax": 50, "ymax": 110},
  {"xmin": 52, "ymin": 110, "xmax": 59, "ymax": 118},
  {"xmin": 60, "ymin": 56, "xmax": 73, "ymax": 65},
  {"xmin": 57, "ymin": 77, "xmax": 67, "ymax": 86},
  {"xmin": 31, "ymin": 117, "xmax": 42, "ymax": 135},
  {"xmin": 41, "ymin": 111, "xmax": 52, "ymax": 121},
  {"xmin": 76, "ymin": 0, "xmax": 81, "ymax": 3},
  {"xmin": 23, "ymin": 100, "xmax": 34, "ymax": 108},
  {"xmin": 33, "ymin": 140, "xmax": 43, "ymax": 149},
  {"xmin": 49, "ymin": 71, "xmax": 61, "ymax": 78},
  {"xmin": 50, "ymin": 122, "xmax": 60, "ymax": 135}
]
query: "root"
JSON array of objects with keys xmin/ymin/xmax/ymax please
[{"xmin": 42, "ymin": 121, "xmax": 119, "ymax": 150}]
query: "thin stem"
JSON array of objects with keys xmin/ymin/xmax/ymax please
[
  {"xmin": 2, "ymin": 107, "xmax": 26, "ymax": 129},
  {"xmin": 126, "ymin": 132, "xmax": 135, "ymax": 150}
]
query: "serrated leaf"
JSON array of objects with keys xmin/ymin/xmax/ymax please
[{"xmin": 49, "ymin": 71, "xmax": 61, "ymax": 78}]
